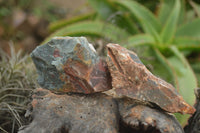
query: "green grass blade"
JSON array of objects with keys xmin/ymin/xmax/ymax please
[
  {"xmin": 42, "ymin": 21, "xmax": 130, "ymax": 44},
  {"xmin": 176, "ymin": 18, "xmax": 200, "ymax": 38},
  {"xmin": 160, "ymin": 0, "xmax": 181, "ymax": 44},
  {"xmin": 115, "ymin": 0, "xmax": 161, "ymax": 33},
  {"xmin": 49, "ymin": 13, "xmax": 96, "ymax": 32},
  {"xmin": 0, "ymin": 127, "xmax": 8, "ymax": 133},
  {"xmin": 169, "ymin": 46, "xmax": 197, "ymax": 126},
  {"xmin": 125, "ymin": 34, "xmax": 155, "ymax": 48}
]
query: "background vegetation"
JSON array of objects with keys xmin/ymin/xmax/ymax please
[
  {"xmin": 1, "ymin": 0, "xmax": 200, "ymax": 132},
  {"xmin": 0, "ymin": 44, "xmax": 37, "ymax": 133}
]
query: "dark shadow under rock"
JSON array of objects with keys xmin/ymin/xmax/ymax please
[
  {"xmin": 18, "ymin": 88, "xmax": 184, "ymax": 133},
  {"xmin": 118, "ymin": 98, "xmax": 184, "ymax": 133},
  {"xmin": 184, "ymin": 88, "xmax": 200, "ymax": 133}
]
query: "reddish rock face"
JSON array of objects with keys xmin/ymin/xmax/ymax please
[
  {"xmin": 62, "ymin": 57, "xmax": 112, "ymax": 93},
  {"xmin": 106, "ymin": 43, "xmax": 195, "ymax": 114},
  {"xmin": 31, "ymin": 37, "xmax": 112, "ymax": 93}
]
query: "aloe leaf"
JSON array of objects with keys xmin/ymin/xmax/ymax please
[
  {"xmin": 115, "ymin": 0, "xmax": 161, "ymax": 33},
  {"xmin": 178, "ymin": 44, "xmax": 200, "ymax": 52},
  {"xmin": 87, "ymin": 0, "xmax": 115, "ymax": 20},
  {"xmin": 49, "ymin": 13, "xmax": 96, "ymax": 32},
  {"xmin": 154, "ymin": 46, "xmax": 197, "ymax": 125},
  {"xmin": 158, "ymin": 0, "xmax": 185, "ymax": 25},
  {"xmin": 153, "ymin": 47, "xmax": 179, "ymax": 88},
  {"xmin": 160, "ymin": 0, "xmax": 181, "ymax": 44},
  {"xmin": 125, "ymin": 34, "xmax": 155, "ymax": 48},
  {"xmin": 173, "ymin": 37, "xmax": 200, "ymax": 51},
  {"xmin": 158, "ymin": 0, "xmax": 175, "ymax": 25},
  {"xmin": 174, "ymin": 37, "xmax": 200, "ymax": 45},
  {"xmin": 168, "ymin": 46, "xmax": 197, "ymax": 126},
  {"xmin": 176, "ymin": 18, "xmax": 200, "ymax": 38},
  {"xmin": 142, "ymin": 21, "xmax": 162, "ymax": 43},
  {"xmin": 42, "ymin": 21, "xmax": 130, "ymax": 44},
  {"xmin": 179, "ymin": 0, "xmax": 186, "ymax": 25},
  {"xmin": 87, "ymin": 0, "xmax": 138, "ymax": 34}
]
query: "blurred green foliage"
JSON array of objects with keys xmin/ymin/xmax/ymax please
[
  {"xmin": 0, "ymin": 0, "xmax": 65, "ymax": 23},
  {"xmin": 31, "ymin": 1, "xmax": 66, "ymax": 22},
  {"xmin": 45, "ymin": 0, "xmax": 200, "ymax": 126}
]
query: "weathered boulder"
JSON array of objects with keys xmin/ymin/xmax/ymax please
[
  {"xmin": 18, "ymin": 88, "xmax": 184, "ymax": 133},
  {"xmin": 31, "ymin": 37, "xmax": 111, "ymax": 94}
]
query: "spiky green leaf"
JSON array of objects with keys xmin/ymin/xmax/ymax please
[
  {"xmin": 160, "ymin": 0, "xmax": 181, "ymax": 44},
  {"xmin": 87, "ymin": 0, "xmax": 138, "ymax": 34},
  {"xmin": 142, "ymin": 21, "xmax": 162, "ymax": 43},
  {"xmin": 125, "ymin": 34, "xmax": 155, "ymax": 48},
  {"xmin": 176, "ymin": 18, "xmax": 200, "ymax": 38},
  {"xmin": 173, "ymin": 37, "xmax": 200, "ymax": 51},
  {"xmin": 88, "ymin": 0, "xmax": 115, "ymax": 20},
  {"xmin": 153, "ymin": 47, "xmax": 179, "ymax": 88},
  {"xmin": 43, "ymin": 21, "xmax": 130, "ymax": 44},
  {"xmin": 168, "ymin": 46, "xmax": 197, "ymax": 126},
  {"xmin": 49, "ymin": 13, "xmax": 96, "ymax": 32},
  {"xmin": 158, "ymin": 0, "xmax": 185, "ymax": 25},
  {"xmin": 158, "ymin": 0, "xmax": 175, "ymax": 25},
  {"xmin": 115, "ymin": 0, "xmax": 161, "ymax": 33}
]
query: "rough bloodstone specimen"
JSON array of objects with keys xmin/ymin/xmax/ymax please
[
  {"xmin": 106, "ymin": 43, "xmax": 195, "ymax": 114},
  {"xmin": 31, "ymin": 37, "xmax": 111, "ymax": 94},
  {"xmin": 18, "ymin": 88, "xmax": 184, "ymax": 133}
]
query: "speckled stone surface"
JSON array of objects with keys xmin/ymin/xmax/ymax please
[
  {"xmin": 106, "ymin": 43, "xmax": 195, "ymax": 114},
  {"xmin": 18, "ymin": 88, "xmax": 184, "ymax": 133},
  {"xmin": 31, "ymin": 37, "xmax": 111, "ymax": 93}
]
